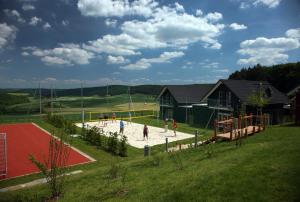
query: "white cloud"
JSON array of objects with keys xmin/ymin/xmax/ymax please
[
  {"xmin": 253, "ymin": 0, "xmax": 281, "ymax": 8},
  {"xmin": 121, "ymin": 51, "xmax": 184, "ymax": 70},
  {"xmin": 237, "ymin": 37, "xmax": 300, "ymax": 66},
  {"xmin": 195, "ymin": 9, "xmax": 203, "ymax": 16},
  {"xmin": 174, "ymin": 2, "xmax": 184, "ymax": 12},
  {"xmin": 81, "ymin": 2, "xmax": 225, "ymax": 55},
  {"xmin": 120, "ymin": 60, "xmax": 151, "ymax": 70},
  {"xmin": 239, "ymin": 2, "xmax": 250, "ymax": 9},
  {"xmin": 202, "ymin": 62, "xmax": 220, "ymax": 68},
  {"xmin": 0, "ymin": 23, "xmax": 17, "ymax": 50},
  {"xmin": 18, "ymin": 0, "xmax": 37, "ymax": 2},
  {"xmin": 105, "ymin": 19, "xmax": 117, "ymax": 28},
  {"xmin": 83, "ymin": 33, "xmax": 144, "ymax": 55},
  {"xmin": 42, "ymin": 77, "xmax": 57, "ymax": 83},
  {"xmin": 77, "ymin": 0, "xmax": 158, "ymax": 18},
  {"xmin": 4, "ymin": 9, "xmax": 26, "ymax": 23},
  {"xmin": 229, "ymin": 23, "xmax": 247, "ymax": 30},
  {"xmin": 25, "ymin": 44, "xmax": 95, "ymax": 66},
  {"xmin": 107, "ymin": 55, "xmax": 130, "ymax": 64},
  {"xmin": 43, "ymin": 22, "xmax": 51, "ymax": 30},
  {"xmin": 121, "ymin": 8, "xmax": 224, "ymax": 49},
  {"xmin": 21, "ymin": 51, "xmax": 30, "ymax": 56},
  {"xmin": 205, "ymin": 12, "xmax": 223, "ymax": 22},
  {"xmin": 22, "ymin": 4, "xmax": 35, "ymax": 11},
  {"xmin": 213, "ymin": 68, "xmax": 230, "ymax": 73},
  {"xmin": 286, "ymin": 28, "xmax": 300, "ymax": 39},
  {"xmin": 42, "ymin": 56, "xmax": 71, "ymax": 65},
  {"xmin": 62, "ymin": 20, "xmax": 69, "ymax": 26},
  {"xmin": 239, "ymin": 0, "xmax": 281, "ymax": 9},
  {"xmin": 29, "ymin": 16, "xmax": 42, "ymax": 26},
  {"xmin": 25, "ymin": 1, "xmax": 229, "ymax": 68}
]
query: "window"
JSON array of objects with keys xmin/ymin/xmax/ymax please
[{"xmin": 227, "ymin": 91, "xmax": 231, "ymax": 107}]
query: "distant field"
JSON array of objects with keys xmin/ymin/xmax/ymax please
[{"xmin": 0, "ymin": 93, "xmax": 157, "ymax": 115}]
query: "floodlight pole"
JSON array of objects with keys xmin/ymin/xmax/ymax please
[
  {"xmin": 50, "ymin": 84, "xmax": 53, "ymax": 116},
  {"xmin": 81, "ymin": 82, "xmax": 85, "ymax": 128},
  {"xmin": 39, "ymin": 82, "xmax": 42, "ymax": 116}
]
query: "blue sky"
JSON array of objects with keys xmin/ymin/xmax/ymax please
[{"xmin": 0, "ymin": 0, "xmax": 299, "ymax": 88}]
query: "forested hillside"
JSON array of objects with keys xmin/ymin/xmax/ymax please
[
  {"xmin": 0, "ymin": 85, "xmax": 163, "ymax": 97},
  {"xmin": 229, "ymin": 62, "xmax": 300, "ymax": 93}
]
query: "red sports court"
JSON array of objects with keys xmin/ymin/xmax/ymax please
[{"xmin": 0, "ymin": 123, "xmax": 94, "ymax": 180}]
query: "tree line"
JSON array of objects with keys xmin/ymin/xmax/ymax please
[{"xmin": 229, "ymin": 62, "xmax": 300, "ymax": 93}]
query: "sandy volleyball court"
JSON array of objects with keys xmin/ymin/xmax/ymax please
[{"xmin": 76, "ymin": 120, "xmax": 194, "ymax": 149}]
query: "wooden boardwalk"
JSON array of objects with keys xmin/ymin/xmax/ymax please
[{"xmin": 216, "ymin": 125, "xmax": 262, "ymax": 140}]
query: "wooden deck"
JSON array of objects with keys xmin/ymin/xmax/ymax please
[{"xmin": 216, "ymin": 125, "xmax": 262, "ymax": 140}]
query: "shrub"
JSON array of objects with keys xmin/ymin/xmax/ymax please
[
  {"xmin": 29, "ymin": 131, "xmax": 71, "ymax": 200},
  {"xmin": 169, "ymin": 152, "xmax": 184, "ymax": 171},
  {"xmin": 108, "ymin": 160, "xmax": 121, "ymax": 179},
  {"xmin": 119, "ymin": 135, "xmax": 128, "ymax": 157},
  {"xmin": 107, "ymin": 132, "xmax": 119, "ymax": 155},
  {"xmin": 45, "ymin": 114, "xmax": 77, "ymax": 135},
  {"xmin": 151, "ymin": 152, "xmax": 165, "ymax": 167}
]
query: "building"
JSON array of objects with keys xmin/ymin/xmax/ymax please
[
  {"xmin": 157, "ymin": 84, "xmax": 214, "ymax": 123},
  {"xmin": 202, "ymin": 80, "xmax": 289, "ymax": 124},
  {"xmin": 287, "ymin": 85, "xmax": 300, "ymax": 125}
]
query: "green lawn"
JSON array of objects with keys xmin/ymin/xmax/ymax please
[
  {"xmin": 3, "ymin": 94, "xmax": 157, "ymax": 115},
  {"xmin": 0, "ymin": 116, "xmax": 300, "ymax": 201}
]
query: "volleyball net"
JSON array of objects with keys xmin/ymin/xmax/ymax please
[
  {"xmin": 0, "ymin": 133, "xmax": 7, "ymax": 177},
  {"xmin": 88, "ymin": 109, "xmax": 158, "ymax": 122}
]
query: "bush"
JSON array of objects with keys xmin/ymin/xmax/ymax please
[
  {"xmin": 83, "ymin": 127, "xmax": 127, "ymax": 157},
  {"xmin": 107, "ymin": 132, "xmax": 119, "ymax": 155},
  {"xmin": 108, "ymin": 160, "xmax": 121, "ymax": 179},
  {"xmin": 151, "ymin": 152, "xmax": 165, "ymax": 167},
  {"xmin": 169, "ymin": 152, "xmax": 184, "ymax": 171},
  {"xmin": 119, "ymin": 135, "xmax": 128, "ymax": 157},
  {"xmin": 45, "ymin": 114, "xmax": 76, "ymax": 135}
]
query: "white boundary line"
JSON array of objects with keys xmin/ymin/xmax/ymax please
[
  {"xmin": 0, "ymin": 123, "xmax": 96, "ymax": 181},
  {"xmin": 31, "ymin": 123, "xmax": 96, "ymax": 162},
  {"xmin": 0, "ymin": 170, "xmax": 83, "ymax": 192}
]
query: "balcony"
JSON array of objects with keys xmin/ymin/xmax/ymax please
[{"xmin": 207, "ymin": 98, "xmax": 233, "ymax": 111}]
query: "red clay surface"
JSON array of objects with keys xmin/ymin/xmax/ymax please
[{"xmin": 0, "ymin": 123, "xmax": 92, "ymax": 180}]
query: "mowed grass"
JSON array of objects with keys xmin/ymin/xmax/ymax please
[
  {"xmin": 4, "ymin": 93, "xmax": 157, "ymax": 114},
  {"xmin": 1, "ymin": 123, "xmax": 300, "ymax": 201}
]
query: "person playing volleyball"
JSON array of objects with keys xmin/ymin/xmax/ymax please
[
  {"xmin": 143, "ymin": 124, "xmax": 149, "ymax": 141},
  {"xmin": 112, "ymin": 112, "xmax": 116, "ymax": 123},
  {"xmin": 173, "ymin": 119, "xmax": 178, "ymax": 137}
]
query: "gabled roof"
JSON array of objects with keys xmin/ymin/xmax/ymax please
[
  {"xmin": 202, "ymin": 79, "xmax": 288, "ymax": 104},
  {"xmin": 287, "ymin": 85, "xmax": 300, "ymax": 98},
  {"xmin": 157, "ymin": 84, "xmax": 214, "ymax": 104}
]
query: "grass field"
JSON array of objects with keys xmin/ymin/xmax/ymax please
[
  {"xmin": 0, "ymin": 113, "xmax": 300, "ymax": 201},
  {"xmin": 2, "ymin": 93, "xmax": 157, "ymax": 115},
  {"xmin": 1, "ymin": 94, "xmax": 299, "ymax": 201}
]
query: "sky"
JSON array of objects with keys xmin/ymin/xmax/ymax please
[{"xmin": 0, "ymin": 0, "xmax": 300, "ymax": 89}]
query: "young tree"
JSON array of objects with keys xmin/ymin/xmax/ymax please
[
  {"xmin": 248, "ymin": 82, "xmax": 269, "ymax": 120},
  {"xmin": 29, "ymin": 131, "xmax": 71, "ymax": 200}
]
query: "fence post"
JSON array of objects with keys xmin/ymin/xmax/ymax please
[
  {"xmin": 238, "ymin": 114, "xmax": 242, "ymax": 130},
  {"xmin": 249, "ymin": 113, "xmax": 253, "ymax": 126},
  {"xmin": 195, "ymin": 130, "xmax": 198, "ymax": 148},
  {"xmin": 230, "ymin": 121, "xmax": 233, "ymax": 140},
  {"xmin": 165, "ymin": 137, "xmax": 168, "ymax": 152},
  {"xmin": 263, "ymin": 113, "xmax": 266, "ymax": 130},
  {"xmin": 213, "ymin": 119, "xmax": 217, "ymax": 140}
]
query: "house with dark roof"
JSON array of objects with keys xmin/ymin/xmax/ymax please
[
  {"xmin": 202, "ymin": 79, "xmax": 289, "ymax": 124},
  {"xmin": 287, "ymin": 85, "xmax": 300, "ymax": 125},
  {"xmin": 157, "ymin": 84, "xmax": 214, "ymax": 123}
]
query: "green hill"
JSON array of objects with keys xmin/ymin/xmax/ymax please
[
  {"xmin": 229, "ymin": 62, "xmax": 300, "ymax": 93},
  {"xmin": 0, "ymin": 120, "xmax": 299, "ymax": 201},
  {"xmin": 0, "ymin": 85, "xmax": 163, "ymax": 98}
]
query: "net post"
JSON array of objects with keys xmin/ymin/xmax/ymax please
[{"xmin": 0, "ymin": 133, "xmax": 7, "ymax": 177}]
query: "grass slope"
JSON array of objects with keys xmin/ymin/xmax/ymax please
[{"xmin": 1, "ymin": 124, "xmax": 300, "ymax": 201}]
